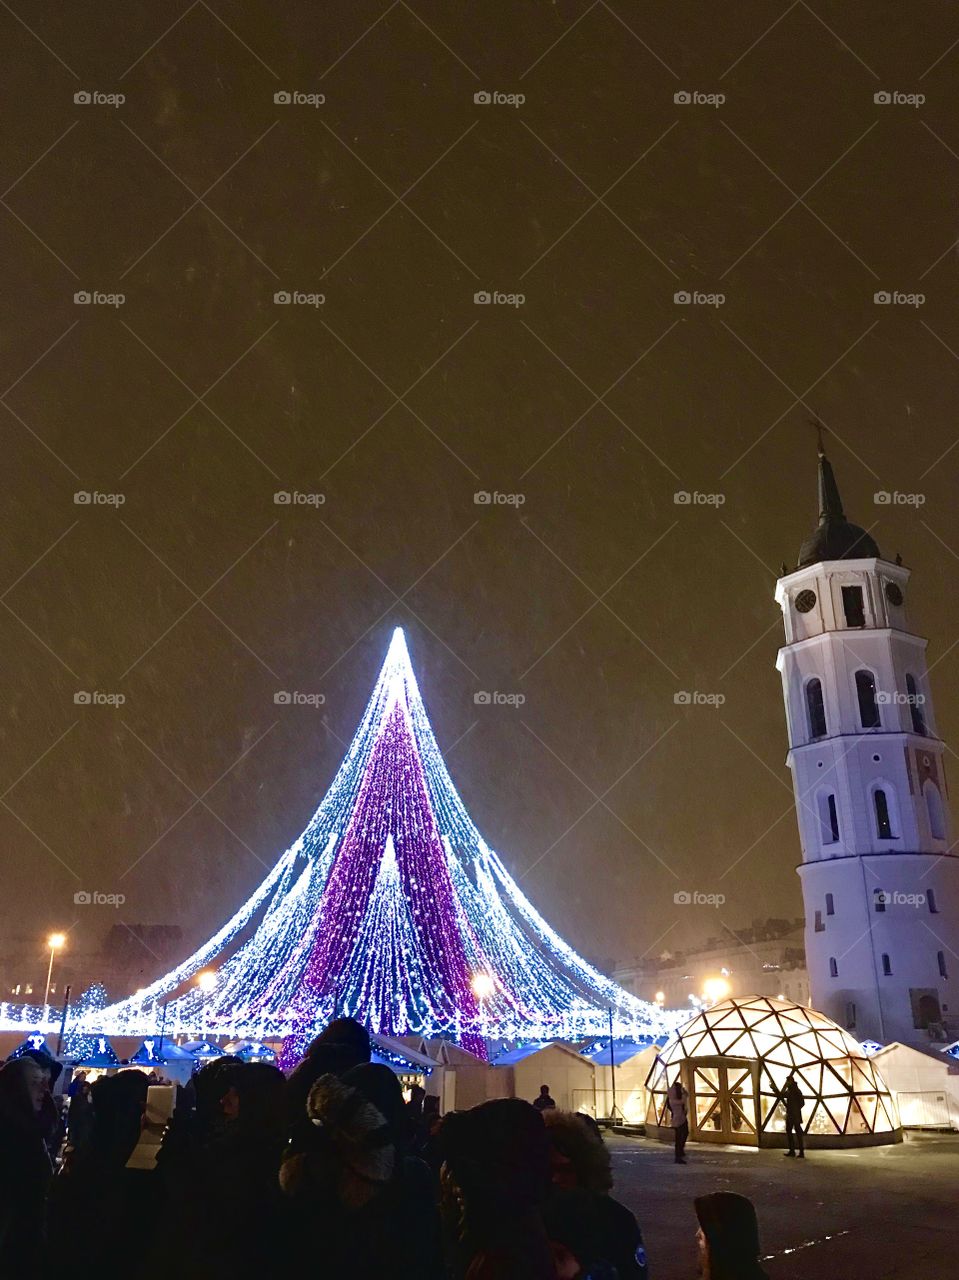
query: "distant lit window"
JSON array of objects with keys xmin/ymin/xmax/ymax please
[
  {"xmin": 806, "ymin": 679, "xmax": 827, "ymax": 739},
  {"xmin": 874, "ymin": 789, "xmax": 894, "ymax": 840},
  {"xmin": 842, "ymin": 585, "xmax": 865, "ymax": 627},
  {"xmin": 856, "ymin": 670, "xmax": 880, "ymax": 728},
  {"xmin": 926, "ymin": 785, "xmax": 945, "ymax": 841},
  {"xmin": 819, "ymin": 793, "xmax": 840, "ymax": 845},
  {"xmin": 906, "ymin": 674, "xmax": 927, "ymax": 736}
]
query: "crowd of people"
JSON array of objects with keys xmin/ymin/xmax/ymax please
[{"xmin": 0, "ymin": 1019, "xmax": 770, "ymax": 1279}]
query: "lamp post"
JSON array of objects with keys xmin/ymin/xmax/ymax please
[{"xmin": 43, "ymin": 933, "xmax": 66, "ymax": 1011}]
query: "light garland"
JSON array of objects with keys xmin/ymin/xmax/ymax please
[{"xmin": 4, "ymin": 628, "xmax": 681, "ymax": 1051}]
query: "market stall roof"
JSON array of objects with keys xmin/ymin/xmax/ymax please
[
  {"xmin": 129, "ymin": 1038, "xmax": 195, "ymax": 1066},
  {"xmin": 371, "ymin": 1032, "xmax": 438, "ymax": 1075},
  {"xmin": 223, "ymin": 1040, "xmax": 277, "ymax": 1061},
  {"xmin": 9, "ymin": 1033, "xmax": 54, "ymax": 1060},
  {"xmin": 181, "ymin": 1039, "xmax": 225, "ymax": 1059},
  {"xmin": 77, "ymin": 1036, "xmax": 120, "ymax": 1068},
  {"xmin": 579, "ymin": 1037, "xmax": 657, "ymax": 1066},
  {"xmin": 492, "ymin": 1042, "xmax": 585, "ymax": 1067}
]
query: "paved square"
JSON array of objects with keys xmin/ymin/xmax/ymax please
[{"xmin": 609, "ymin": 1131, "xmax": 958, "ymax": 1279}]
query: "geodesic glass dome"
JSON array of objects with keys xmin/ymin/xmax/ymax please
[{"xmin": 645, "ymin": 995, "xmax": 900, "ymax": 1144}]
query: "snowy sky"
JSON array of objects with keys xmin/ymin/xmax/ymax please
[{"xmin": 2, "ymin": 1, "xmax": 959, "ymax": 988}]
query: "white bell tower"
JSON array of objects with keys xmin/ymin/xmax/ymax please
[{"xmin": 775, "ymin": 440, "xmax": 959, "ymax": 1046}]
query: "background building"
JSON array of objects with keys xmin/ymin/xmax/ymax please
[
  {"xmin": 613, "ymin": 916, "xmax": 808, "ymax": 1012},
  {"xmin": 775, "ymin": 443, "xmax": 959, "ymax": 1046}
]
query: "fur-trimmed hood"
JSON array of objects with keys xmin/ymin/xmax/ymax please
[{"xmin": 280, "ymin": 1072, "xmax": 396, "ymax": 1207}]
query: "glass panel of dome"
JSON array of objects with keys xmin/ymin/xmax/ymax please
[
  {"xmin": 679, "ymin": 1031, "xmax": 711, "ymax": 1058},
  {"xmin": 826, "ymin": 1058, "xmax": 853, "ymax": 1087},
  {"xmin": 806, "ymin": 1101, "xmax": 839, "ymax": 1134},
  {"xmin": 817, "ymin": 1031, "xmax": 851, "ymax": 1056},
  {"xmin": 858, "ymin": 1093, "xmax": 878, "ymax": 1129},
  {"xmin": 852, "ymin": 1060, "xmax": 877, "ymax": 1090},
  {"xmin": 750, "ymin": 1032, "xmax": 782, "ymax": 1058},
  {"xmin": 797, "ymin": 1064, "xmax": 823, "ymax": 1096},
  {"xmin": 713, "ymin": 1028, "xmax": 748, "ymax": 1054},
  {"xmin": 846, "ymin": 1099, "xmax": 869, "ymax": 1134},
  {"xmin": 823, "ymin": 1096, "xmax": 850, "ymax": 1131}
]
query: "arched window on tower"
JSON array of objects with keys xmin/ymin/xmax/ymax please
[
  {"xmin": 818, "ymin": 792, "xmax": 840, "ymax": 846},
  {"xmin": 805, "ymin": 678, "xmax": 827, "ymax": 740},
  {"xmin": 856, "ymin": 669, "xmax": 881, "ymax": 728},
  {"xmin": 925, "ymin": 783, "xmax": 945, "ymax": 841},
  {"xmin": 905, "ymin": 674, "xmax": 927, "ymax": 736},
  {"xmin": 873, "ymin": 788, "xmax": 895, "ymax": 840}
]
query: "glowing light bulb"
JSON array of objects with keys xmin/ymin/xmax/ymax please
[
  {"xmin": 196, "ymin": 971, "xmax": 217, "ymax": 992},
  {"xmin": 47, "ymin": 933, "xmax": 66, "ymax": 950}
]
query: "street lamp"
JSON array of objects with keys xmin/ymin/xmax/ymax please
[
  {"xmin": 702, "ymin": 977, "xmax": 730, "ymax": 1007},
  {"xmin": 654, "ymin": 990, "xmax": 665, "ymax": 1007},
  {"xmin": 43, "ymin": 933, "xmax": 65, "ymax": 1009},
  {"xmin": 196, "ymin": 970, "xmax": 217, "ymax": 992}
]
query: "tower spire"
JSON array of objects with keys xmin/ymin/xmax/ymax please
[
  {"xmin": 816, "ymin": 429, "xmax": 845, "ymax": 523},
  {"xmin": 796, "ymin": 427, "xmax": 879, "ymax": 567}
]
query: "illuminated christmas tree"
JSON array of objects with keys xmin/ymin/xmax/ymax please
[{"xmin": 79, "ymin": 628, "xmax": 672, "ymax": 1054}]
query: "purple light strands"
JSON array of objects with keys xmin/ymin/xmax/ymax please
[{"xmin": 68, "ymin": 628, "xmax": 674, "ymax": 1050}]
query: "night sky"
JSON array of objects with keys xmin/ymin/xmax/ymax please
[{"xmin": 3, "ymin": 2, "xmax": 959, "ymax": 987}]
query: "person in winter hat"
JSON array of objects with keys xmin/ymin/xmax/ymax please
[
  {"xmin": 281, "ymin": 1062, "xmax": 442, "ymax": 1277},
  {"xmin": 694, "ymin": 1192, "xmax": 769, "ymax": 1280}
]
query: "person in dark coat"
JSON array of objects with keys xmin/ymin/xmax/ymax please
[
  {"xmin": 694, "ymin": 1192, "xmax": 769, "ymax": 1280},
  {"xmin": 281, "ymin": 1062, "xmax": 443, "ymax": 1277},
  {"xmin": 668, "ymin": 1079, "xmax": 689, "ymax": 1163},
  {"xmin": 283, "ymin": 1016, "xmax": 372, "ymax": 1129},
  {"xmin": 48, "ymin": 1071, "xmax": 152, "ymax": 1268},
  {"xmin": 0, "ymin": 1058, "xmax": 53, "ymax": 1266},
  {"xmin": 542, "ymin": 1110, "xmax": 649, "ymax": 1279},
  {"xmin": 441, "ymin": 1098, "xmax": 576, "ymax": 1280},
  {"xmin": 20, "ymin": 1048, "xmax": 65, "ymax": 1163},
  {"xmin": 533, "ymin": 1084, "xmax": 556, "ymax": 1112},
  {"xmin": 782, "ymin": 1074, "xmax": 805, "ymax": 1158}
]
